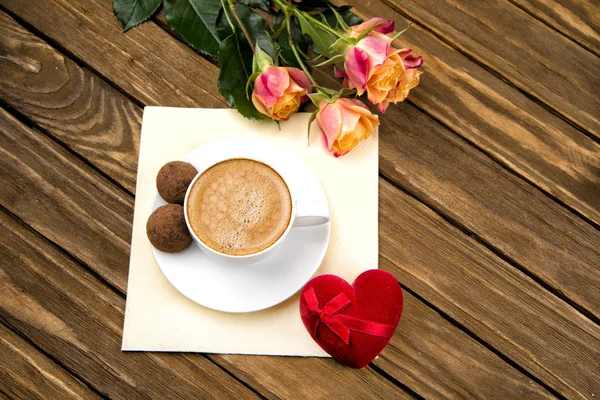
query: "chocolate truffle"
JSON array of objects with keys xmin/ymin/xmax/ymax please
[
  {"xmin": 146, "ymin": 204, "xmax": 192, "ymax": 253},
  {"xmin": 157, "ymin": 161, "xmax": 198, "ymax": 204}
]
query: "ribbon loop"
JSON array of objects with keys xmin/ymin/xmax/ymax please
[{"xmin": 300, "ymin": 286, "xmax": 396, "ymax": 345}]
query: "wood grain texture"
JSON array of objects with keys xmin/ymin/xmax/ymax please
[
  {"xmin": 0, "ymin": 91, "xmax": 561, "ymax": 399},
  {"xmin": 0, "ymin": 106, "xmax": 133, "ymax": 292},
  {"xmin": 378, "ymin": 179, "xmax": 600, "ymax": 399},
  {"xmin": 372, "ymin": 292, "xmax": 553, "ymax": 400},
  {"xmin": 0, "ymin": 119, "xmax": 553, "ymax": 400},
  {"xmin": 1, "ymin": 0, "xmax": 598, "ymax": 397},
  {"xmin": 0, "ymin": 12, "xmax": 141, "ymax": 193},
  {"xmin": 0, "ymin": 108, "xmax": 415, "ymax": 400},
  {"xmin": 509, "ymin": 0, "xmax": 600, "ymax": 55},
  {"xmin": 0, "ymin": 87, "xmax": 556, "ymax": 398},
  {"xmin": 0, "ymin": 112, "xmax": 262, "ymax": 400},
  {"xmin": 343, "ymin": 0, "xmax": 600, "ymax": 227},
  {"xmin": 0, "ymin": 0, "xmax": 224, "ymax": 110},
  {"xmin": 2, "ymin": 0, "xmax": 598, "ymax": 318},
  {"xmin": 380, "ymin": 0, "xmax": 600, "ymax": 138},
  {"xmin": 1, "ymin": 1, "xmax": 596, "ymax": 394},
  {"xmin": 378, "ymin": 99, "xmax": 600, "ymax": 320},
  {"xmin": 0, "ymin": 323, "xmax": 100, "ymax": 400}
]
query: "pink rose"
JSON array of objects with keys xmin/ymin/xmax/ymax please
[
  {"xmin": 252, "ymin": 66, "xmax": 312, "ymax": 121},
  {"xmin": 316, "ymin": 98, "xmax": 380, "ymax": 157},
  {"xmin": 341, "ymin": 19, "xmax": 423, "ymax": 112}
]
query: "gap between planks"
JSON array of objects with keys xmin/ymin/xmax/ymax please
[
  {"xmin": 379, "ymin": 252, "xmax": 566, "ymax": 400},
  {"xmin": 403, "ymin": 97, "xmax": 600, "ymax": 231},
  {"xmin": 0, "ymin": 316, "xmax": 109, "ymax": 400},
  {"xmin": 379, "ymin": 171, "xmax": 600, "ymax": 327},
  {"xmin": 0, "ymin": 105, "xmax": 411, "ymax": 397},
  {"xmin": 0, "ymin": 202, "xmax": 269, "ymax": 400},
  {"xmin": 151, "ymin": 12, "xmax": 600, "ymax": 322},
  {"xmin": 505, "ymin": 0, "xmax": 600, "ymax": 58},
  {"xmin": 151, "ymin": 11, "xmax": 600, "ymax": 234},
  {"xmin": 377, "ymin": 0, "xmax": 600, "ymax": 144},
  {"xmin": 0, "ymin": 104, "xmax": 560, "ymax": 399},
  {"xmin": 1, "ymin": 4, "xmax": 596, "ymax": 396},
  {"xmin": 1, "ymin": 2, "xmax": 597, "ymax": 381}
]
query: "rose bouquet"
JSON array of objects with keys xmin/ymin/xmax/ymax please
[{"xmin": 113, "ymin": 0, "xmax": 423, "ymax": 156}]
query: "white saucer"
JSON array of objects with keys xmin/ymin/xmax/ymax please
[{"xmin": 151, "ymin": 139, "xmax": 331, "ymax": 313}]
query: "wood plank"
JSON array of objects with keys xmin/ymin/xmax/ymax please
[
  {"xmin": 0, "ymin": 11, "xmax": 141, "ymax": 192},
  {"xmin": 1, "ymin": 0, "xmax": 599, "ymax": 319},
  {"xmin": 373, "ymin": 291, "xmax": 554, "ymax": 399},
  {"xmin": 0, "ymin": 0, "xmax": 223, "ymax": 110},
  {"xmin": 1, "ymin": 3, "xmax": 598, "ymax": 396},
  {"xmin": 0, "ymin": 121, "xmax": 554, "ymax": 400},
  {"xmin": 0, "ymin": 323, "xmax": 100, "ymax": 400},
  {"xmin": 509, "ymin": 0, "xmax": 600, "ymax": 55},
  {"xmin": 0, "ymin": 101, "xmax": 556, "ymax": 398},
  {"xmin": 214, "ymin": 290, "xmax": 556, "ymax": 399},
  {"xmin": 378, "ymin": 99, "xmax": 600, "ymax": 320},
  {"xmin": 378, "ymin": 179, "xmax": 600, "ymax": 399},
  {"xmin": 0, "ymin": 86, "xmax": 565, "ymax": 399},
  {"xmin": 341, "ymin": 0, "xmax": 600, "ymax": 227},
  {"xmin": 0, "ymin": 232, "xmax": 260, "ymax": 399},
  {"xmin": 379, "ymin": 0, "xmax": 600, "ymax": 138},
  {"xmin": 1, "ymin": 0, "xmax": 596, "ymax": 396},
  {"xmin": 0, "ymin": 108, "xmax": 415, "ymax": 400}
]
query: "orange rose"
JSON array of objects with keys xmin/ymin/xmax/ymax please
[
  {"xmin": 252, "ymin": 66, "xmax": 312, "ymax": 121},
  {"xmin": 341, "ymin": 18, "xmax": 423, "ymax": 112},
  {"xmin": 316, "ymin": 98, "xmax": 379, "ymax": 157}
]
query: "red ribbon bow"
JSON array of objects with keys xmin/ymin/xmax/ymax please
[{"xmin": 300, "ymin": 286, "xmax": 396, "ymax": 344}]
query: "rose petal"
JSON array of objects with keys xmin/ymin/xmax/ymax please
[
  {"xmin": 251, "ymin": 91, "xmax": 272, "ymax": 118},
  {"xmin": 344, "ymin": 47, "xmax": 370, "ymax": 94},
  {"xmin": 334, "ymin": 66, "xmax": 347, "ymax": 79},
  {"xmin": 316, "ymin": 102, "xmax": 342, "ymax": 151},
  {"xmin": 350, "ymin": 18, "xmax": 395, "ymax": 37},
  {"xmin": 397, "ymin": 49, "xmax": 423, "ymax": 69},
  {"xmin": 356, "ymin": 35, "xmax": 390, "ymax": 70},
  {"xmin": 338, "ymin": 101, "xmax": 362, "ymax": 140},
  {"xmin": 264, "ymin": 67, "xmax": 290, "ymax": 98},
  {"xmin": 286, "ymin": 67, "xmax": 313, "ymax": 93}
]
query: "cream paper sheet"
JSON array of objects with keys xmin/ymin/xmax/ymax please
[{"xmin": 122, "ymin": 107, "xmax": 378, "ymax": 355}]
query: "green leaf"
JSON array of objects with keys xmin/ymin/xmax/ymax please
[
  {"xmin": 252, "ymin": 44, "xmax": 273, "ymax": 73},
  {"xmin": 218, "ymin": 34, "xmax": 266, "ymax": 120},
  {"xmin": 314, "ymin": 54, "xmax": 345, "ymax": 67},
  {"xmin": 354, "ymin": 20, "xmax": 384, "ymax": 42},
  {"xmin": 327, "ymin": 7, "xmax": 349, "ymax": 31},
  {"xmin": 239, "ymin": 0, "xmax": 270, "ymax": 12},
  {"xmin": 215, "ymin": 7, "xmax": 233, "ymax": 40},
  {"xmin": 246, "ymin": 71, "xmax": 262, "ymax": 99},
  {"xmin": 390, "ymin": 22, "xmax": 412, "ymax": 41},
  {"xmin": 164, "ymin": 0, "xmax": 222, "ymax": 57},
  {"xmin": 273, "ymin": 13, "xmax": 307, "ymax": 68},
  {"xmin": 307, "ymin": 109, "xmax": 319, "ymax": 145},
  {"xmin": 233, "ymin": 4, "xmax": 274, "ymax": 58},
  {"xmin": 307, "ymin": 92, "xmax": 331, "ymax": 107},
  {"xmin": 113, "ymin": 0, "xmax": 162, "ymax": 32},
  {"xmin": 335, "ymin": 6, "xmax": 362, "ymax": 27},
  {"xmin": 331, "ymin": 38, "xmax": 353, "ymax": 56},
  {"xmin": 296, "ymin": 12, "xmax": 337, "ymax": 58}
]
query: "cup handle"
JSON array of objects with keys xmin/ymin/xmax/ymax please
[{"xmin": 293, "ymin": 200, "xmax": 331, "ymax": 227}]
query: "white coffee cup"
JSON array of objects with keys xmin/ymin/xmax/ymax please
[{"xmin": 184, "ymin": 157, "xmax": 330, "ymax": 264}]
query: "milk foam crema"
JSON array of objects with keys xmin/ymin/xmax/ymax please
[{"xmin": 187, "ymin": 159, "xmax": 292, "ymax": 256}]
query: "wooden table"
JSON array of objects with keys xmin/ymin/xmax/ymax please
[{"xmin": 1, "ymin": 0, "xmax": 599, "ymax": 398}]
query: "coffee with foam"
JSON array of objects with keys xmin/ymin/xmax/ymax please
[{"xmin": 187, "ymin": 159, "xmax": 292, "ymax": 256}]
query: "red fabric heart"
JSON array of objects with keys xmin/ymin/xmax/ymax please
[{"xmin": 299, "ymin": 270, "xmax": 403, "ymax": 368}]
